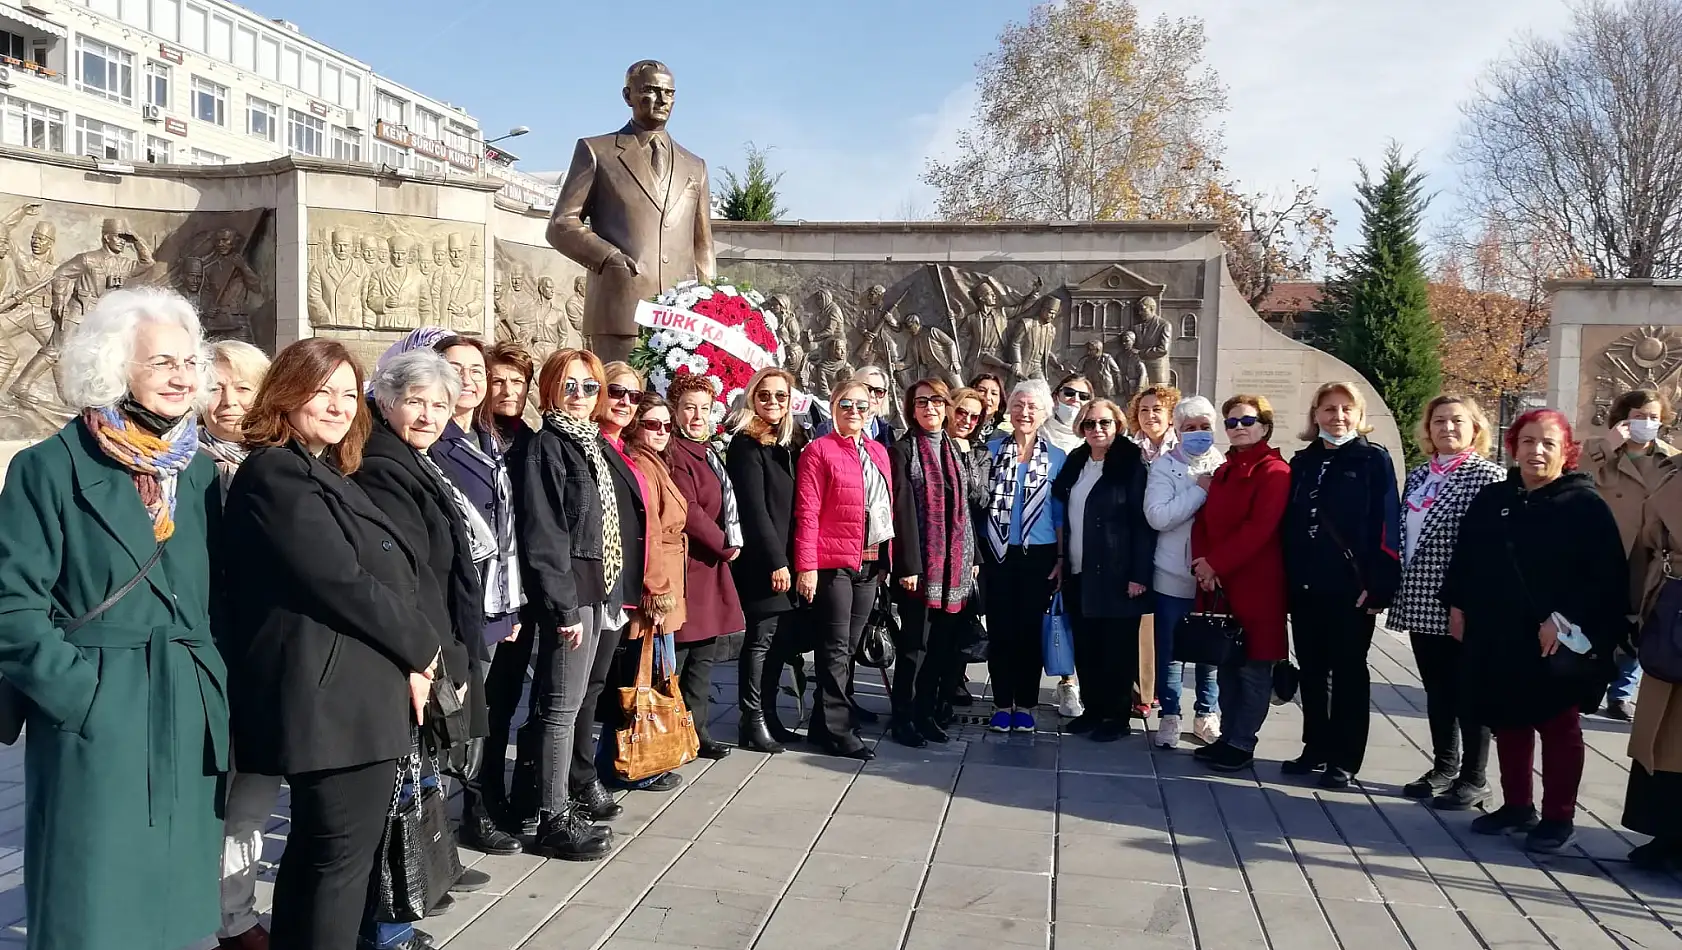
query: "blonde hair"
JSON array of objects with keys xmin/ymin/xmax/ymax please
[
  {"xmin": 593, "ymin": 361, "xmax": 646, "ymax": 426},
  {"xmin": 831, "ymin": 374, "xmax": 873, "ymax": 415},
  {"xmin": 947, "ymin": 386, "xmax": 985, "ymax": 439},
  {"xmin": 1074, "ymin": 397, "xmax": 1126, "ymax": 437},
  {"xmin": 211, "ymin": 339, "xmax": 271, "ymax": 389},
  {"xmin": 1300, "ymin": 381, "xmax": 1373, "ymax": 441},
  {"xmin": 1416, "ymin": 394, "xmax": 1494, "ymax": 458},
  {"xmin": 726, "ymin": 366, "xmax": 797, "ymax": 446}
]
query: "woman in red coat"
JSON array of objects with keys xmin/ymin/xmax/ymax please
[{"xmin": 1190, "ymin": 393, "xmax": 1291, "ymax": 772}]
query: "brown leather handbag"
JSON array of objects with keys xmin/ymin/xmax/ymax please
[{"xmin": 613, "ymin": 628, "xmax": 699, "ymax": 782}]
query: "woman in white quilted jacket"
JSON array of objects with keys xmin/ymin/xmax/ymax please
[{"xmin": 1142, "ymin": 395, "xmax": 1226, "ymax": 749}]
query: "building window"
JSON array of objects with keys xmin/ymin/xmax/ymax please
[
  {"xmin": 144, "ymin": 61, "xmax": 170, "ymax": 110},
  {"xmin": 413, "ymin": 156, "xmax": 445, "ymax": 176},
  {"xmin": 371, "ymin": 141, "xmax": 405, "ymax": 168},
  {"xmin": 247, "ymin": 95, "xmax": 278, "ymax": 143},
  {"xmin": 287, "ymin": 108, "xmax": 324, "ymax": 156},
  {"xmin": 0, "ymin": 30, "xmax": 24, "ymax": 61},
  {"xmin": 330, "ymin": 125, "xmax": 360, "ymax": 162},
  {"xmin": 190, "ymin": 148, "xmax": 227, "ymax": 165},
  {"xmin": 374, "ymin": 90, "xmax": 405, "ymax": 127},
  {"xmin": 413, "ymin": 107, "xmax": 440, "ymax": 140},
  {"xmin": 145, "ymin": 135, "xmax": 171, "ymax": 164},
  {"xmin": 74, "ymin": 116, "xmax": 135, "ymax": 160},
  {"xmin": 77, "ymin": 37, "xmax": 135, "ymax": 105},
  {"xmin": 0, "ymin": 96, "xmax": 65, "ymax": 152},
  {"xmin": 445, "ymin": 121, "xmax": 474, "ymax": 154},
  {"xmin": 190, "ymin": 75, "xmax": 226, "ymax": 126}
]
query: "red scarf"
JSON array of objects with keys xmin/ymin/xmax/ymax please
[{"xmin": 913, "ymin": 430, "xmax": 973, "ymax": 612}]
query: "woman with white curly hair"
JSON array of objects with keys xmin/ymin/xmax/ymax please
[{"xmin": 0, "ymin": 287, "xmax": 228, "ymax": 950}]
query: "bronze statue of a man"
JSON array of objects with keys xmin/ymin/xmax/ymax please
[{"xmin": 547, "ymin": 60, "xmax": 716, "ymax": 362}]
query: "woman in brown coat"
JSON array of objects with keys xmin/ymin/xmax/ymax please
[{"xmin": 1625, "ymin": 459, "xmax": 1682, "ymax": 868}]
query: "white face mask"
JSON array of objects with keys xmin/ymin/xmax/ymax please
[
  {"xmin": 1629, "ymin": 418, "xmax": 1662, "ymax": 444},
  {"xmin": 1053, "ymin": 402, "xmax": 1078, "ymax": 425}
]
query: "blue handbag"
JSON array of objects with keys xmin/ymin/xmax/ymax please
[{"xmin": 1041, "ymin": 592, "xmax": 1076, "ymax": 677}]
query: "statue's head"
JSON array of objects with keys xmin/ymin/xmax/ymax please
[
  {"xmin": 573, "ymin": 275, "xmax": 587, "ymax": 295},
  {"xmin": 447, "ymin": 233, "xmax": 466, "ymax": 267},
  {"xmin": 101, "ymin": 218, "xmax": 128, "ymax": 252},
  {"xmin": 623, "ymin": 60, "xmax": 675, "ymax": 130},
  {"xmin": 360, "ymin": 236, "xmax": 381, "ymax": 263},
  {"xmin": 30, "ymin": 221, "xmax": 54, "ymax": 255},
  {"xmin": 976, "ymin": 283, "xmax": 998, "ymax": 307},
  {"xmin": 181, "ymin": 256, "xmax": 204, "ymax": 292},
  {"xmin": 537, "ymin": 276, "xmax": 556, "ymax": 299},
  {"xmin": 510, "ymin": 269, "xmax": 525, "ymax": 291},
  {"xmin": 1039, "ymin": 297, "xmax": 1062, "ymax": 322},
  {"xmin": 864, "ymin": 284, "xmax": 885, "ymax": 307},
  {"xmin": 1120, "ymin": 330, "xmax": 1137, "ymax": 350},
  {"xmin": 389, "ymin": 235, "xmax": 412, "ymax": 268},
  {"xmin": 1085, "ymin": 339, "xmax": 1103, "ymax": 356},
  {"xmin": 824, "ymin": 336, "xmax": 846, "ymax": 361},
  {"xmin": 432, "ymin": 241, "xmax": 448, "ymax": 266},
  {"xmin": 330, "ymin": 229, "xmax": 351, "ymax": 260},
  {"xmin": 493, "ymin": 275, "xmax": 504, "ymax": 301},
  {"xmin": 905, "ymin": 314, "xmax": 923, "ymax": 334},
  {"xmin": 377, "ymin": 241, "xmax": 390, "ymax": 264},
  {"xmin": 1139, "ymin": 296, "xmax": 1158, "ymax": 319},
  {"xmin": 214, "ymin": 228, "xmax": 237, "ymax": 255},
  {"xmin": 766, "ymin": 293, "xmax": 792, "ymax": 315}
]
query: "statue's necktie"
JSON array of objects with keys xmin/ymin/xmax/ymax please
[{"xmin": 650, "ymin": 136, "xmax": 669, "ymax": 189}]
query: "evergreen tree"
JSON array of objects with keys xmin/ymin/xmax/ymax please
[
  {"xmin": 715, "ymin": 144, "xmax": 787, "ymax": 221},
  {"xmin": 1323, "ymin": 144, "xmax": 1442, "ymax": 465}
]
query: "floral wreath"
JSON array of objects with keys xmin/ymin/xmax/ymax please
[{"xmin": 628, "ymin": 277, "xmax": 784, "ymax": 434}]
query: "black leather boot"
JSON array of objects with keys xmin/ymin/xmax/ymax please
[
  {"xmin": 528, "ymin": 806, "xmax": 612, "ymax": 861},
  {"xmin": 570, "ymin": 779, "xmax": 625, "ymax": 821},
  {"xmin": 739, "ymin": 712, "xmax": 786, "ymax": 753}
]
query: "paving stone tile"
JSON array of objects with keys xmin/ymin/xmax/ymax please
[
  {"xmin": 1184, "ymin": 886, "xmax": 1267, "ymax": 949},
  {"xmin": 1054, "ymin": 875, "xmax": 1188, "ymax": 933},
  {"xmin": 1058, "ymin": 772, "xmax": 1163, "ymax": 809},
  {"xmin": 1251, "ymin": 892, "xmax": 1341, "ymax": 950},
  {"xmin": 1461, "ymin": 907, "xmax": 1557, "ymax": 948},
  {"xmin": 1291, "ymin": 840, "xmax": 1382, "ymax": 901},
  {"xmin": 613, "ymin": 883, "xmax": 774, "ymax": 949},
  {"xmin": 753, "ymin": 896, "xmax": 909, "ymax": 949},
  {"xmin": 1229, "ymin": 833, "xmax": 1314, "ymax": 898},
  {"xmin": 511, "ymin": 901, "xmax": 624, "ymax": 950},
  {"xmin": 441, "ymin": 856, "xmax": 601, "ymax": 948},
  {"xmin": 1170, "ymin": 832, "xmax": 1247, "ymax": 893},
  {"xmin": 1056, "ymin": 830, "xmax": 1179, "ymax": 883},
  {"xmin": 568, "ymin": 834, "xmax": 690, "ymax": 910},
  {"xmin": 918, "ymin": 864, "xmax": 1050, "ymax": 920},
  {"xmin": 943, "ymin": 795, "xmax": 1055, "ymax": 833},
  {"xmin": 1352, "ymin": 844, "xmax": 1453, "ymax": 907},
  {"xmin": 727, "ymin": 774, "xmax": 852, "ymax": 813},
  {"xmin": 785, "ymin": 853, "xmax": 924, "ymax": 906},
  {"xmin": 1052, "ymin": 923, "xmax": 1188, "ymax": 949},
  {"xmin": 812, "ymin": 813, "xmax": 941, "ymax": 863},
  {"xmin": 835, "ymin": 775, "xmax": 952, "ymax": 822},
  {"xmin": 900, "ymin": 909, "xmax": 1048, "ymax": 949},
  {"xmin": 1388, "ymin": 902, "xmax": 1484, "ymax": 950},
  {"xmin": 1057, "ymin": 798, "xmax": 1171, "ymax": 837},
  {"xmin": 698, "ymin": 805, "xmax": 826, "ymax": 851},
  {"xmin": 961, "ymin": 737, "xmax": 1060, "ymax": 771},
  {"xmin": 659, "ymin": 841, "xmax": 806, "ymax": 897},
  {"xmin": 1320, "ymin": 896, "xmax": 1411, "ymax": 950},
  {"xmin": 932, "ymin": 825, "xmax": 1052, "ymax": 874}
]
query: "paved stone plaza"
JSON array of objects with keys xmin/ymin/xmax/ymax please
[{"xmin": 0, "ymin": 625, "xmax": 1679, "ymax": 948}]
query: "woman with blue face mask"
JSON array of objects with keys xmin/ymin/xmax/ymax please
[
  {"xmin": 1579, "ymin": 387, "xmax": 1675, "ymax": 721},
  {"xmin": 1280, "ymin": 382, "xmax": 1401, "ymax": 790}
]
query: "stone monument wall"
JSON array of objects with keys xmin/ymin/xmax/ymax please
[{"xmin": 1547, "ymin": 279, "xmax": 1682, "ymax": 438}]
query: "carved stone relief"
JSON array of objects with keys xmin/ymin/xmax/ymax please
[
  {"xmin": 1582, "ymin": 324, "xmax": 1682, "ymax": 427},
  {"xmin": 306, "ymin": 210, "xmax": 486, "ymax": 336},
  {"xmin": 491, "ymin": 239, "xmax": 590, "ymax": 368},
  {"xmin": 0, "ymin": 195, "xmax": 273, "ymax": 439}
]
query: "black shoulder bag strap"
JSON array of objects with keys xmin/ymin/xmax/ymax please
[{"xmin": 64, "ymin": 542, "xmax": 167, "ymax": 635}]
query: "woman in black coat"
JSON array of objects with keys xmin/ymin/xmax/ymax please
[
  {"xmin": 1281, "ymin": 382, "xmax": 1401, "ymax": 789},
  {"xmin": 222, "ymin": 339, "xmax": 442, "ymax": 950},
  {"xmin": 1049, "ymin": 398, "xmax": 1156, "ymax": 742},
  {"xmin": 1443, "ymin": 409, "xmax": 1627, "ymax": 854},
  {"xmin": 726, "ymin": 367, "xmax": 806, "ymax": 741}
]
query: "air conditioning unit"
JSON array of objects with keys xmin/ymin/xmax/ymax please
[
  {"xmin": 0, "ymin": 67, "xmax": 12, "ymax": 89},
  {"xmin": 344, "ymin": 110, "xmax": 364, "ymax": 132},
  {"xmin": 141, "ymin": 103, "xmax": 162, "ymax": 122}
]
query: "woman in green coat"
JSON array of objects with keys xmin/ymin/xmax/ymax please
[{"xmin": 0, "ymin": 287, "xmax": 227, "ymax": 950}]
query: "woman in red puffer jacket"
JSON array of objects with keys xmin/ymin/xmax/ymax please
[{"xmin": 794, "ymin": 376, "xmax": 894, "ymax": 761}]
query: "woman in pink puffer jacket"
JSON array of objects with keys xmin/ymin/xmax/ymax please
[{"xmin": 794, "ymin": 376, "xmax": 895, "ymax": 761}]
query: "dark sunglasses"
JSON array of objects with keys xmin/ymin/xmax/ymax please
[
  {"xmin": 1225, "ymin": 416, "xmax": 1260, "ymax": 429},
  {"xmin": 1060, "ymin": 387, "xmax": 1093, "ymax": 402},
  {"xmin": 913, "ymin": 395, "xmax": 948, "ymax": 409},
  {"xmin": 953, "ymin": 407, "xmax": 980, "ymax": 421},
  {"xmin": 1080, "ymin": 418, "xmax": 1117, "ymax": 432},
  {"xmin": 607, "ymin": 383, "xmax": 643, "ymax": 402},
  {"xmin": 836, "ymin": 398, "xmax": 867, "ymax": 412},
  {"xmin": 755, "ymin": 389, "xmax": 789, "ymax": 403},
  {"xmin": 866, "ymin": 386, "xmax": 888, "ymax": 398},
  {"xmin": 564, "ymin": 379, "xmax": 601, "ymax": 397},
  {"xmin": 638, "ymin": 419, "xmax": 672, "ymax": 434}
]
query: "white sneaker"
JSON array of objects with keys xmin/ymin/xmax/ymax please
[
  {"xmin": 1155, "ymin": 714, "xmax": 1181, "ymax": 749},
  {"xmin": 1193, "ymin": 713, "xmax": 1222, "ymax": 745},
  {"xmin": 1056, "ymin": 680, "xmax": 1085, "ymax": 718}
]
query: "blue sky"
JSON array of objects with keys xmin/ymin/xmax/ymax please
[{"xmin": 260, "ymin": 0, "xmax": 1579, "ymax": 248}]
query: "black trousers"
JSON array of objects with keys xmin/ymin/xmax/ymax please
[
  {"xmin": 1065, "ymin": 573, "xmax": 1141, "ymax": 722},
  {"xmin": 1409, "ymin": 631, "xmax": 1490, "ymax": 785},
  {"xmin": 466, "ymin": 626, "xmax": 535, "ymax": 819},
  {"xmin": 1292, "ymin": 600, "xmax": 1376, "ymax": 774},
  {"xmin": 675, "ymin": 636, "xmax": 721, "ymax": 744},
  {"xmin": 568, "ymin": 615, "xmax": 626, "ymax": 792},
  {"xmin": 741, "ymin": 611, "xmax": 781, "ymax": 718},
  {"xmin": 982, "ymin": 544, "xmax": 1059, "ymax": 709},
  {"xmin": 891, "ymin": 592, "xmax": 962, "ymax": 722},
  {"xmin": 811, "ymin": 565, "xmax": 879, "ymax": 751},
  {"xmin": 269, "ymin": 758, "xmax": 397, "ymax": 950}
]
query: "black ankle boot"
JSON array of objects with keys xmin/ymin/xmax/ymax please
[
  {"xmin": 529, "ymin": 807, "xmax": 612, "ymax": 861},
  {"xmin": 892, "ymin": 719, "xmax": 927, "ymax": 748},
  {"xmin": 738, "ymin": 712, "xmax": 786, "ymax": 753}
]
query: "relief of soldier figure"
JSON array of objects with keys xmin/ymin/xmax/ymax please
[
  {"xmin": 489, "ymin": 250, "xmax": 588, "ymax": 365},
  {"xmin": 306, "ymin": 222, "xmax": 486, "ymax": 334}
]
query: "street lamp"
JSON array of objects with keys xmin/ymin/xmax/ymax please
[{"xmin": 485, "ymin": 126, "xmax": 530, "ymax": 145}]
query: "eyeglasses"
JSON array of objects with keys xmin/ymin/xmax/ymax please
[
  {"xmin": 866, "ymin": 386, "xmax": 888, "ymax": 398},
  {"xmin": 913, "ymin": 395, "xmax": 948, "ymax": 409},
  {"xmin": 564, "ymin": 379, "xmax": 601, "ymax": 397},
  {"xmin": 1060, "ymin": 387, "xmax": 1093, "ymax": 402},
  {"xmin": 134, "ymin": 356, "xmax": 203, "ymax": 376},
  {"xmin": 451, "ymin": 364, "xmax": 487, "ymax": 381},
  {"xmin": 1080, "ymin": 418, "xmax": 1117, "ymax": 432},
  {"xmin": 1225, "ymin": 416, "xmax": 1260, "ymax": 429},
  {"xmin": 953, "ymin": 407, "xmax": 980, "ymax": 421},
  {"xmin": 639, "ymin": 419, "xmax": 672, "ymax": 434},
  {"xmin": 836, "ymin": 398, "xmax": 867, "ymax": 413},
  {"xmin": 756, "ymin": 389, "xmax": 789, "ymax": 404},
  {"xmin": 607, "ymin": 383, "xmax": 643, "ymax": 402}
]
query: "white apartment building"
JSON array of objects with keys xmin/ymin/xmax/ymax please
[{"xmin": 0, "ymin": 0, "xmax": 557, "ymax": 206}]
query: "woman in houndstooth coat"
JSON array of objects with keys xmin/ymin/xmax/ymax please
[{"xmin": 1389, "ymin": 395, "xmax": 1505, "ymax": 810}]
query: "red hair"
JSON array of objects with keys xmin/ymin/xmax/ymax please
[{"xmin": 1505, "ymin": 408, "xmax": 1581, "ymax": 470}]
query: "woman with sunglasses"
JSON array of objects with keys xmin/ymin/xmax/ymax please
[
  {"xmin": 660, "ymin": 374, "xmax": 747, "ymax": 758},
  {"xmin": 944, "ymin": 387, "xmax": 991, "ymax": 714},
  {"xmin": 1050, "ymin": 397, "xmax": 1156, "ymax": 741},
  {"xmin": 886, "ymin": 379, "xmax": 976, "ymax": 747},
  {"xmin": 1190, "ymin": 395, "xmax": 1292, "ymax": 772},
  {"xmin": 1280, "ymin": 382, "xmax": 1401, "ymax": 789},
  {"xmin": 969, "ymin": 373, "xmax": 1006, "ymax": 444},
  {"xmin": 981, "ymin": 379, "xmax": 1068, "ymax": 733},
  {"xmin": 1042, "ymin": 372, "xmax": 1092, "ymax": 453},
  {"xmin": 794, "ymin": 377, "xmax": 896, "ymax": 759},
  {"xmin": 507, "ymin": 347, "xmax": 615, "ymax": 860}
]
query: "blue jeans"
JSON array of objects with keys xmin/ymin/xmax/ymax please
[
  {"xmin": 360, "ymin": 772, "xmax": 441, "ymax": 949},
  {"xmin": 1154, "ymin": 594, "xmax": 1219, "ymax": 717},
  {"xmin": 1608, "ymin": 649, "xmax": 1642, "ymax": 704}
]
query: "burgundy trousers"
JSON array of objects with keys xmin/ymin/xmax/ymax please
[{"xmin": 1493, "ymin": 706, "xmax": 1585, "ymax": 822}]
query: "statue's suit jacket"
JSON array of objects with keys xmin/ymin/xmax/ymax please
[{"xmin": 547, "ymin": 122, "xmax": 715, "ymax": 338}]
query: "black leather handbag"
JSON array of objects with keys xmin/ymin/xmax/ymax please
[
  {"xmin": 373, "ymin": 740, "xmax": 463, "ymax": 923},
  {"xmin": 855, "ymin": 583, "xmax": 898, "ymax": 670},
  {"xmin": 1172, "ymin": 592, "xmax": 1246, "ymax": 666},
  {"xmin": 424, "ymin": 676, "xmax": 478, "ymax": 782}
]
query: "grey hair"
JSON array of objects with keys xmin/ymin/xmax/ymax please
[
  {"xmin": 59, "ymin": 287, "xmax": 209, "ymax": 411},
  {"xmin": 1007, "ymin": 378, "xmax": 1053, "ymax": 416},
  {"xmin": 856, "ymin": 364, "xmax": 891, "ymax": 389},
  {"xmin": 1173, "ymin": 395, "xmax": 1218, "ymax": 428},
  {"xmin": 372, "ymin": 349, "xmax": 461, "ymax": 416}
]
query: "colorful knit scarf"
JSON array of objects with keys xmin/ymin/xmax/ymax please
[
  {"xmin": 84, "ymin": 406, "xmax": 200, "ymax": 541},
  {"xmin": 911, "ymin": 428, "xmax": 973, "ymax": 612}
]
